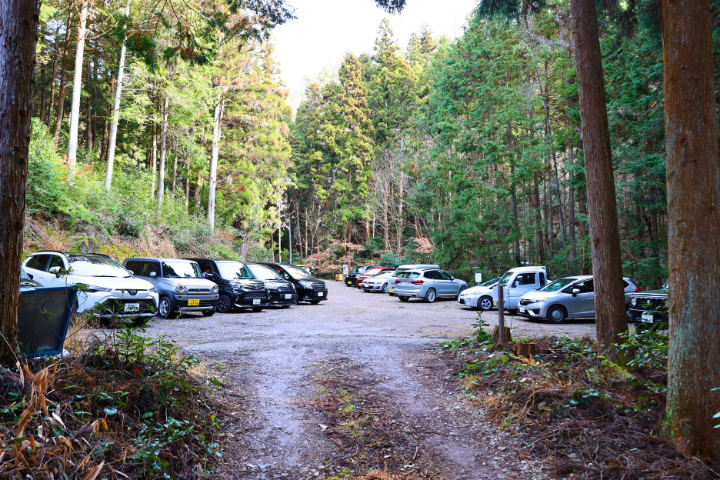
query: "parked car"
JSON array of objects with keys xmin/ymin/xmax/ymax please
[
  {"xmin": 393, "ymin": 268, "xmax": 467, "ymax": 303},
  {"xmin": 388, "ymin": 265, "xmax": 440, "ymax": 296},
  {"xmin": 23, "ymin": 251, "xmax": 158, "ymax": 324},
  {"xmin": 517, "ymin": 275, "xmax": 639, "ymax": 323},
  {"xmin": 356, "ymin": 266, "xmax": 395, "ymax": 288},
  {"xmin": 457, "ymin": 277, "xmax": 500, "ymax": 310},
  {"xmin": 185, "ymin": 258, "xmax": 269, "ymax": 313},
  {"xmin": 20, "ymin": 268, "xmax": 43, "ymax": 289},
  {"xmin": 247, "ymin": 263, "xmax": 297, "ymax": 307},
  {"xmin": 260, "ymin": 263, "xmax": 328, "ymax": 304},
  {"xmin": 123, "ymin": 257, "xmax": 218, "ymax": 318},
  {"xmin": 492, "ymin": 266, "xmax": 550, "ymax": 314},
  {"xmin": 361, "ymin": 270, "xmax": 396, "ymax": 293},
  {"xmin": 626, "ymin": 281, "xmax": 668, "ymax": 330},
  {"xmin": 345, "ymin": 265, "xmax": 368, "ymax": 287}
]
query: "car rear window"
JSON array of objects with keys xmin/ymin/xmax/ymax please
[
  {"xmin": 365, "ymin": 268, "xmax": 384, "ymax": 276},
  {"xmin": 396, "ymin": 271, "xmax": 419, "ymax": 279}
]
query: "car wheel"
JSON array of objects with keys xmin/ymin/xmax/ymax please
[
  {"xmin": 547, "ymin": 305, "xmax": 567, "ymax": 324},
  {"xmin": 399, "ymin": 296, "xmax": 409, "ymax": 302},
  {"xmin": 202, "ymin": 308, "xmax": 216, "ymax": 317},
  {"xmin": 478, "ymin": 296, "xmax": 493, "ymax": 311},
  {"xmin": 310, "ymin": 300, "xmax": 321, "ymax": 305},
  {"xmin": 383, "ymin": 283, "xmax": 389, "ymax": 293},
  {"xmin": 424, "ymin": 288, "xmax": 437, "ymax": 303},
  {"xmin": 252, "ymin": 307, "xmax": 263, "ymax": 312},
  {"xmin": 216, "ymin": 295, "xmax": 232, "ymax": 314},
  {"xmin": 157, "ymin": 297, "xmax": 173, "ymax": 319}
]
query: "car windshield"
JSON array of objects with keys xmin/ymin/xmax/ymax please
[
  {"xmin": 162, "ymin": 261, "xmax": 201, "ymax": 278},
  {"xmin": 481, "ymin": 277, "xmax": 499, "ymax": 287},
  {"xmin": 497, "ymin": 271, "xmax": 515, "ymax": 287},
  {"xmin": 20, "ymin": 269, "xmax": 30, "ymax": 280},
  {"xmin": 374, "ymin": 271, "xmax": 395, "ymax": 278},
  {"xmin": 68, "ymin": 255, "xmax": 131, "ymax": 277},
  {"xmin": 540, "ymin": 277, "xmax": 577, "ymax": 292},
  {"xmin": 217, "ymin": 262, "xmax": 253, "ymax": 279},
  {"xmin": 351, "ymin": 266, "xmax": 364, "ymax": 274},
  {"xmin": 249, "ymin": 264, "xmax": 282, "ymax": 280},
  {"xmin": 396, "ymin": 271, "xmax": 420, "ymax": 279},
  {"xmin": 284, "ymin": 265, "xmax": 314, "ymax": 280}
]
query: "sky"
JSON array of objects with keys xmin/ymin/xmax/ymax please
[{"xmin": 272, "ymin": 0, "xmax": 479, "ymax": 108}]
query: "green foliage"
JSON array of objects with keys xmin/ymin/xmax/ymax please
[
  {"xmin": 27, "ymin": 119, "xmax": 67, "ymax": 214},
  {"xmin": 615, "ymin": 326, "xmax": 669, "ymax": 371}
]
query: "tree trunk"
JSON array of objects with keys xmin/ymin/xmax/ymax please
[
  {"xmin": 208, "ymin": 94, "xmax": 224, "ymax": 231},
  {"xmin": 67, "ymin": 0, "xmax": 89, "ymax": 168},
  {"xmin": 568, "ymin": 145, "xmax": 577, "ymax": 264},
  {"xmin": 156, "ymin": 96, "xmax": 169, "ymax": 211},
  {"xmin": 571, "ymin": 0, "xmax": 627, "ymax": 355},
  {"xmin": 661, "ymin": 0, "xmax": 720, "ymax": 458},
  {"xmin": 85, "ymin": 60, "xmax": 91, "ymax": 154},
  {"xmin": 104, "ymin": 0, "xmax": 130, "ymax": 190},
  {"xmin": 151, "ymin": 98, "xmax": 157, "ymax": 198},
  {"xmin": 172, "ymin": 152, "xmax": 178, "ymax": 193},
  {"xmin": 185, "ymin": 160, "xmax": 190, "ymax": 210},
  {"xmin": 0, "ymin": 0, "xmax": 41, "ymax": 365},
  {"xmin": 39, "ymin": 63, "xmax": 46, "ymax": 118},
  {"xmin": 397, "ymin": 172, "xmax": 404, "ymax": 253},
  {"xmin": 194, "ymin": 172, "xmax": 202, "ymax": 212}
]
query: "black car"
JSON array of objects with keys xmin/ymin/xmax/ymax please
[
  {"xmin": 185, "ymin": 258, "xmax": 268, "ymax": 313},
  {"xmin": 345, "ymin": 265, "xmax": 368, "ymax": 287},
  {"xmin": 247, "ymin": 263, "xmax": 297, "ymax": 307},
  {"xmin": 260, "ymin": 263, "xmax": 328, "ymax": 304},
  {"xmin": 627, "ymin": 281, "xmax": 669, "ymax": 330}
]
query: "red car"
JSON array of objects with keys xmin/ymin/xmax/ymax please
[{"xmin": 357, "ymin": 266, "xmax": 395, "ymax": 288}]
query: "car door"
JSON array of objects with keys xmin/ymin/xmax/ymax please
[
  {"xmin": 422, "ymin": 270, "xmax": 441, "ymax": 294},
  {"xmin": 43, "ymin": 254, "xmax": 67, "ymax": 288},
  {"xmin": 24, "ymin": 254, "xmax": 52, "ymax": 284},
  {"xmin": 139, "ymin": 261, "xmax": 161, "ymax": 289},
  {"xmin": 568, "ymin": 279, "xmax": 595, "ymax": 317},
  {"xmin": 507, "ymin": 273, "xmax": 536, "ymax": 309},
  {"xmin": 438, "ymin": 270, "xmax": 456, "ymax": 295}
]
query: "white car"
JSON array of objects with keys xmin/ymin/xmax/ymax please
[
  {"xmin": 22, "ymin": 251, "xmax": 158, "ymax": 324},
  {"xmin": 458, "ymin": 277, "xmax": 500, "ymax": 310},
  {"xmin": 361, "ymin": 270, "xmax": 396, "ymax": 293}
]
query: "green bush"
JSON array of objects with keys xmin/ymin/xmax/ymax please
[{"xmin": 27, "ymin": 119, "xmax": 67, "ymax": 214}]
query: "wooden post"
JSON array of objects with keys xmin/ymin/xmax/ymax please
[{"xmin": 498, "ymin": 285, "xmax": 506, "ymax": 343}]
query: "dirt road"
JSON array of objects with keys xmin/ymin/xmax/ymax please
[{"xmin": 146, "ymin": 281, "xmax": 596, "ymax": 479}]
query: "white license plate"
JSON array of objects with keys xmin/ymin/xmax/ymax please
[
  {"xmin": 519, "ymin": 306, "xmax": 525, "ymax": 313},
  {"xmin": 641, "ymin": 314, "xmax": 654, "ymax": 323},
  {"xmin": 124, "ymin": 303, "xmax": 140, "ymax": 312},
  {"xmin": 318, "ymin": 291, "xmax": 324, "ymax": 296},
  {"xmin": 284, "ymin": 294, "xmax": 292, "ymax": 299},
  {"xmin": 253, "ymin": 299, "xmax": 261, "ymax": 305}
]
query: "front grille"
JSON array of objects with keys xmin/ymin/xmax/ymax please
[
  {"xmin": 93, "ymin": 299, "xmax": 155, "ymax": 315},
  {"xmin": 635, "ymin": 297, "xmax": 667, "ymax": 309},
  {"xmin": 198, "ymin": 300, "xmax": 214, "ymax": 307},
  {"xmin": 188, "ymin": 288, "xmax": 211, "ymax": 294},
  {"xmin": 245, "ymin": 291, "xmax": 266, "ymax": 299},
  {"xmin": 312, "ymin": 284, "xmax": 325, "ymax": 292},
  {"xmin": 246, "ymin": 284, "xmax": 265, "ymax": 290}
]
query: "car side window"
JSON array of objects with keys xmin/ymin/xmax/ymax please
[
  {"xmin": 424, "ymin": 271, "xmax": 437, "ymax": 280},
  {"xmin": 516, "ymin": 273, "xmax": 536, "ymax": 285},
  {"xmin": 141, "ymin": 262, "xmax": 160, "ymax": 277},
  {"xmin": 539, "ymin": 272, "xmax": 545, "ymax": 286},
  {"xmin": 125, "ymin": 261, "xmax": 142, "ymax": 275},
  {"xmin": 623, "ymin": 280, "xmax": 629, "ymax": 288},
  {"xmin": 439, "ymin": 271, "xmax": 452, "ymax": 280},
  {"xmin": 574, "ymin": 280, "xmax": 594, "ymax": 293},
  {"xmin": 26, "ymin": 254, "xmax": 51, "ymax": 271},
  {"xmin": 47, "ymin": 255, "xmax": 65, "ymax": 271}
]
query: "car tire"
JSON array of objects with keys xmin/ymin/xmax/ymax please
[
  {"xmin": 508, "ymin": 309, "xmax": 518, "ymax": 315},
  {"xmin": 157, "ymin": 296, "xmax": 173, "ymax": 319},
  {"xmin": 424, "ymin": 288, "xmax": 437, "ymax": 303},
  {"xmin": 202, "ymin": 308, "xmax": 216, "ymax": 317},
  {"xmin": 478, "ymin": 296, "xmax": 493, "ymax": 311},
  {"xmin": 252, "ymin": 307, "xmax": 263, "ymax": 312},
  {"xmin": 547, "ymin": 305, "xmax": 567, "ymax": 324},
  {"xmin": 281, "ymin": 305, "xmax": 291, "ymax": 309},
  {"xmin": 310, "ymin": 300, "xmax": 321, "ymax": 305},
  {"xmin": 217, "ymin": 295, "xmax": 232, "ymax": 314},
  {"xmin": 383, "ymin": 283, "xmax": 389, "ymax": 293},
  {"xmin": 399, "ymin": 296, "xmax": 409, "ymax": 302}
]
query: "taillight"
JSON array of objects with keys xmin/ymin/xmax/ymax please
[
  {"xmin": 395, "ymin": 280, "xmax": 400, "ymax": 284},
  {"xmin": 411, "ymin": 280, "xmax": 424, "ymax": 285},
  {"xmin": 635, "ymin": 286, "xmax": 641, "ymax": 292}
]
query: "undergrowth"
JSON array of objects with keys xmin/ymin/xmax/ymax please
[
  {"xmin": 0, "ymin": 325, "xmax": 222, "ymax": 479},
  {"xmin": 441, "ymin": 329, "xmax": 715, "ymax": 479}
]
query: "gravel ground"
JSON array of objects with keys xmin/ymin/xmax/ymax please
[{"xmin": 144, "ymin": 281, "xmax": 598, "ymax": 479}]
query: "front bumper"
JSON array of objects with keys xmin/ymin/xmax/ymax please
[
  {"xmin": 267, "ymin": 290, "xmax": 296, "ymax": 306},
  {"xmin": 361, "ymin": 283, "xmax": 384, "ymax": 292},
  {"xmin": 517, "ymin": 302, "xmax": 547, "ymax": 318},
  {"xmin": 232, "ymin": 291, "xmax": 269, "ymax": 309},
  {"xmin": 627, "ymin": 307, "xmax": 668, "ymax": 324},
  {"xmin": 458, "ymin": 293, "xmax": 480, "ymax": 306},
  {"xmin": 172, "ymin": 293, "xmax": 219, "ymax": 312},
  {"xmin": 78, "ymin": 291, "xmax": 159, "ymax": 321},
  {"xmin": 299, "ymin": 289, "xmax": 328, "ymax": 301}
]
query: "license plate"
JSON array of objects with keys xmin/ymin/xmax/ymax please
[
  {"xmin": 519, "ymin": 306, "xmax": 525, "ymax": 313},
  {"xmin": 188, "ymin": 299, "xmax": 199, "ymax": 306},
  {"xmin": 347, "ymin": 281, "xmax": 352, "ymax": 285},
  {"xmin": 494, "ymin": 301, "xmax": 497, "ymax": 306},
  {"xmin": 389, "ymin": 288, "xmax": 394, "ymax": 293},
  {"xmin": 641, "ymin": 314, "xmax": 654, "ymax": 323},
  {"xmin": 124, "ymin": 303, "xmax": 140, "ymax": 312},
  {"xmin": 253, "ymin": 299, "xmax": 261, "ymax": 305},
  {"xmin": 284, "ymin": 294, "xmax": 292, "ymax": 299},
  {"xmin": 318, "ymin": 292, "xmax": 324, "ymax": 296}
]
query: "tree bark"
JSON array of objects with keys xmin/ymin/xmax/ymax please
[
  {"xmin": 0, "ymin": 0, "xmax": 41, "ymax": 365},
  {"xmin": 156, "ymin": 96, "xmax": 169, "ymax": 211},
  {"xmin": 67, "ymin": 0, "xmax": 88, "ymax": 168},
  {"xmin": 571, "ymin": 0, "xmax": 627, "ymax": 355},
  {"xmin": 661, "ymin": 0, "xmax": 720, "ymax": 458}
]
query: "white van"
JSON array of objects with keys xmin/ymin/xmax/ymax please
[{"xmin": 492, "ymin": 266, "xmax": 549, "ymax": 313}]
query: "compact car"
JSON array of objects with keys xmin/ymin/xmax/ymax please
[
  {"xmin": 260, "ymin": 263, "xmax": 328, "ymax": 304},
  {"xmin": 23, "ymin": 251, "xmax": 158, "ymax": 324},
  {"xmin": 247, "ymin": 263, "xmax": 297, "ymax": 307},
  {"xmin": 392, "ymin": 268, "xmax": 467, "ymax": 303},
  {"xmin": 457, "ymin": 277, "xmax": 500, "ymax": 310},
  {"xmin": 360, "ymin": 270, "xmax": 396, "ymax": 293},
  {"xmin": 123, "ymin": 257, "xmax": 219, "ymax": 318},
  {"xmin": 356, "ymin": 266, "xmax": 395, "ymax": 288},
  {"xmin": 185, "ymin": 258, "xmax": 269, "ymax": 313}
]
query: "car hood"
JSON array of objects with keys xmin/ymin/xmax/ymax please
[
  {"xmin": 463, "ymin": 285, "xmax": 492, "ymax": 295},
  {"xmin": 520, "ymin": 289, "xmax": 558, "ymax": 300},
  {"xmin": 70, "ymin": 275, "xmax": 155, "ymax": 290},
  {"xmin": 161, "ymin": 278, "xmax": 217, "ymax": 288},
  {"xmin": 631, "ymin": 289, "xmax": 668, "ymax": 297},
  {"xmin": 228, "ymin": 279, "xmax": 265, "ymax": 287}
]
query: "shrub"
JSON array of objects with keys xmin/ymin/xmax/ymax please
[{"xmin": 27, "ymin": 119, "xmax": 67, "ymax": 214}]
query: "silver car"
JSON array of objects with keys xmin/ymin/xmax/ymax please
[
  {"xmin": 392, "ymin": 268, "xmax": 467, "ymax": 303},
  {"xmin": 361, "ymin": 270, "xmax": 396, "ymax": 293},
  {"xmin": 517, "ymin": 275, "xmax": 638, "ymax": 323}
]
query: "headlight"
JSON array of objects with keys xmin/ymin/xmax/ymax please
[
  {"xmin": 526, "ymin": 297, "xmax": 550, "ymax": 304},
  {"xmin": 211, "ymin": 284, "xmax": 219, "ymax": 294},
  {"xmin": 300, "ymin": 281, "xmax": 314, "ymax": 289},
  {"xmin": 83, "ymin": 284, "xmax": 112, "ymax": 293},
  {"xmin": 631, "ymin": 298, "xmax": 637, "ymax": 306},
  {"xmin": 148, "ymin": 286, "xmax": 157, "ymax": 292},
  {"xmin": 174, "ymin": 284, "xmax": 187, "ymax": 294}
]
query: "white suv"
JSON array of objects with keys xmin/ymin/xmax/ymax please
[{"xmin": 22, "ymin": 251, "xmax": 159, "ymax": 324}]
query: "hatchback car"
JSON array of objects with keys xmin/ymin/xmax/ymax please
[
  {"xmin": 247, "ymin": 263, "xmax": 297, "ymax": 307},
  {"xmin": 458, "ymin": 277, "xmax": 500, "ymax": 310},
  {"xmin": 23, "ymin": 251, "xmax": 158, "ymax": 324},
  {"xmin": 261, "ymin": 263, "xmax": 328, "ymax": 304},
  {"xmin": 393, "ymin": 269, "xmax": 467, "ymax": 303},
  {"xmin": 517, "ymin": 275, "xmax": 638, "ymax": 323},
  {"xmin": 356, "ymin": 266, "xmax": 395, "ymax": 288},
  {"xmin": 186, "ymin": 258, "xmax": 269, "ymax": 313},
  {"xmin": 361, "ymin": 270, "xmax": 396, "ymax": 293},
  {"xmin": 123, "ymin": 257, "xmax": 219, "ymax": 318}
]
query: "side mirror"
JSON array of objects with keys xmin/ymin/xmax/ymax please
[
  {"xmin": 150, "ymin": 272, "xmax": 157, "ymax": 277},
  {"xmin": 572, "ymin": 288, "xmax": 580, "ymax": 296},
  {"xmin": 48, "ymin": 266, "xmax": 61, "ymax": 275},
  {"xmin": 451, "ymin": 276, "xmax": 455, "ymax": 280}
]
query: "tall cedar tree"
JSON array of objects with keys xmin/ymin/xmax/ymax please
[{"xmin": 662, "ymin": 0, "xmax": 720, "ymax": 458}]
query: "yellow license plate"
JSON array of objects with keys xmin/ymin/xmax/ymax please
[
  {"xmin": 389, "ymin": 288, "xmax": 394, "ymax": 293},
  {"xmin": 188, "ymin": 299, "xmax": 200, "ymax": 306}
]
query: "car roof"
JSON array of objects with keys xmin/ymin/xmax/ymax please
[
  {"xmin": 397, "ymin": 264, "xmax": 439, "ymax": 268},
  {"xmin": 32, "ymin": 251, "xmax": 113, "ymax": 259},
  {"xmin": 125, "ymin": 257, "xmax": 196, "ymax": 262},
  {"xmin": 507, "ymin": 266, "xmax": 547, "ymax": 273}
]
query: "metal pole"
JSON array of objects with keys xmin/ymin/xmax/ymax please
[
  {"xmin": 498, "ymin": 284, "xmax": 506, "ymax": 342},
  {"xmin": 288, "ymin": 217, "xmax": 292, "ymax": 264}
]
